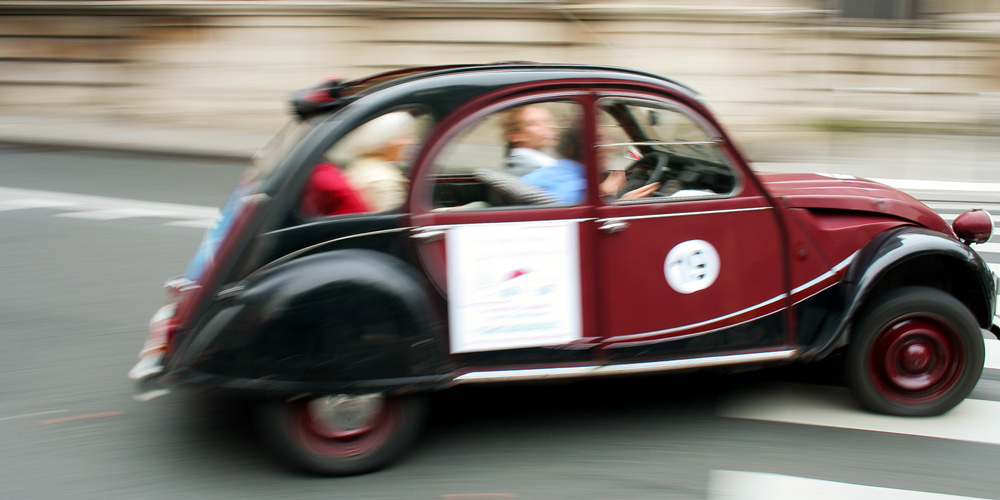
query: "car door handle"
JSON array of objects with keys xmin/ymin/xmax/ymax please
[
  {"xmin": 411, "ymin": 228, "xmax": 446, "ymax": 242},
  {"xmin": 599, "ymin": 220, "xmax": 629, "ymax": 234}
]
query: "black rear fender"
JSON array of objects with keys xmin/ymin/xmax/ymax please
[{"xmin": 171, "ymin": 249, "xmax": 448, "ymax": 393}]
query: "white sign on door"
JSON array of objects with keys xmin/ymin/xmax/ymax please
[{"xmin": 446, "ymin": 220, "xmax": 582, "ymax": 353}]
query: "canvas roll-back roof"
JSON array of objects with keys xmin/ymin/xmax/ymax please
[{"xmin": 290, "ymin": 63, "xmax": 700, "ymax": 119}]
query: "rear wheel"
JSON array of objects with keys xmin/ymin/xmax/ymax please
[
  {"xmin": 847, "ymin": 287, "xmax": 984, "ymax": 416},
  {"xmin": 258, "ymin": 393, "xmax": 428, "ymax": 475}
]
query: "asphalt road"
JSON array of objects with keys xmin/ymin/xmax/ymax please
[{"xmin": 2, "ymin": 145, "xmax": 1000, "ymax": 499}]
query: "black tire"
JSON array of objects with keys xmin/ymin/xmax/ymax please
[
  {"xmin": 847, "ymin": 286, "xmax": 985, "ymax": 416},
  {"xmin": 257, "ymin": 393, "xmax": 428, "ymax": 476}
]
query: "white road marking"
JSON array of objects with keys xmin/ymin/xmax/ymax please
[
  {"xmin": 970, "ymin": 242, "xmax": 1000, "ymax": 254},
  {"xmin": 717, "ymin": 383, "xmax": 1000, "ymax": 446},
  {"xmin": 164, "ymin": 219, "xmax": 215, "ymax": 229},
  {"xmin": 0, "ymin": 186, "xmax": 217, "ymax": 226},
  {"xmin": 708, "ymin": 470, "xmax": 991, "ymax": 500},
  {"xmin": 937, "ymin": 213, "xmax": 1000, "ymax": 224},
  {"xmin": 986, "ymin": 338, "xmax": 1000, "ymax": 371},
  {"xmin": 873, "ymin": 178, "xmax": 1000, "ymax": 193},
  {"xmin": 925, "ymin": 201, "xmax": 1000, "ymax": 212},
  {"xmin": 0, "ymin": 198, "xmax": 78, "ymax": 211},
  {"xmin": 56, "ymin": 208, "xmax": 182, "ymax": 221},
  {"xmin": 0, "ymin": 409, "xmax": 68, "ymax": 422}
]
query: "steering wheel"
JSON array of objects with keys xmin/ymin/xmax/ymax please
[{"xmin": 641, "ymin": 151, "xmax": 670, "ymax": 186}]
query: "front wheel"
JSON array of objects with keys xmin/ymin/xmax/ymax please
[
  {"xmin": 847, "ymin": 287, "xmax": 985, "ymax": 416},
  {"xmin": 258, "ymin": 393, "xmax": 428, "ymax": 475}
]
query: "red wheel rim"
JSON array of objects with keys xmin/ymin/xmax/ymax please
[
  {"xmin": 867, "ymin": 315, "xmax": 965, "ymax": 405},
  {"xmin": 288, "ymin": 397, "xmax": 402, "ymax": 458}
]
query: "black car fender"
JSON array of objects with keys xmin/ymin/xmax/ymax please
[
  {"xmin": 802, "ymin": 226, "xmax": 997, "ymax": 359},
  {"xmin": 170, "ymin": 249, "xmax": 450, "ymax": 395}
]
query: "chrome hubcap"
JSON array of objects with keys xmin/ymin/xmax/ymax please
[{"xmin": 307, "ymin": 394, "xmax": 384, "ymax": 437}]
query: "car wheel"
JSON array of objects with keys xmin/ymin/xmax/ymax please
[
  {"xmin": 258, "ymin": 393, "xmax": 428, "ymax": 475},
  {"xmin": 847, "ymin": 286, "xmax": 984, "ymax": 416}
]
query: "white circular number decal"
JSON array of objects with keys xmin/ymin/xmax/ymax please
[{"xmin": 664, "ymin": 240, "xmax": 720, "ymax": 294}]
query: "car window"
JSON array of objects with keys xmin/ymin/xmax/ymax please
[
  {"xmin": 427, "ymin": 100, "xmax": 585, "ymax": 210},
  {"xmin": 596, "ymin": 98, "xmax": 737, "ymax": 203},
  {"xmin": 299, "ymin": 108, "xmax": 434, "ymax": 217}
]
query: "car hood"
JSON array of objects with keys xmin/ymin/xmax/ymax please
[{"xmin": 756, "ymin": 172, "xmax": 954, "ymax": 236}]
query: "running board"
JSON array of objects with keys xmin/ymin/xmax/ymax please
[{"xmin": 453, "ymin": 349, "xmax": 799, "ymax": 384}]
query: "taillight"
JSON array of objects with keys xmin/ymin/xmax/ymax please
[
  {"xmin": 141, "ymin": 278, "xmax": 198, "ymax": 356},
  {"xmin": 139, "ymin": 197, "xmax": 263, "ymax": 359}
]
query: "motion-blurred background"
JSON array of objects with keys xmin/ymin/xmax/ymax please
[{"xmin": 3, "ymin": 0, "xmax": 1000, "ymax": 176}]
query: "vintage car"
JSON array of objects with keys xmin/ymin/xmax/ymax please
[{"xmin": 129, "ymin": 63, "xmax": 998, "ymax": 475}]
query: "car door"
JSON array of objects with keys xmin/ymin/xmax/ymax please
[
  {"xmin": 591, "ymin": 94, "xmax": 791, "ymax": 362},
  {"xmin": 408, "ymin": 92, "xmax": 602, "ymax": 368}
]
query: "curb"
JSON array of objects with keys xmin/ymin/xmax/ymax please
[{"xmin": 0, "ymin": 136, "xmax": 256, "ymax": 163}]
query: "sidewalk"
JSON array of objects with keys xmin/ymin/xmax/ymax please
[
  {"xmin": 0, "ymin": 114, "xmax": 271, "ymax": 162},
  {"xmin": 3, "ymin": 113, "xmax": 1000, "ymax": 201}
]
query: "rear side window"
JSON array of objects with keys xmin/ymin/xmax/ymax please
[{"xmin": 299, "ymin": 109, "xmax": 434, "ymax": 217}]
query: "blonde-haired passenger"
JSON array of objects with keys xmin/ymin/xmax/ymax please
[{"xmin": 342, "ymin": 111, "xmax": 418, "ymax": 212}]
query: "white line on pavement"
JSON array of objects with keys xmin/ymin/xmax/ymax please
[
  {"xmin": 708, "ymin": 470, "xmax": 990, "ymax": 500},
  {"xmin": 717, "ymin": 383, "xmax": 1000, "ymax": 446},
  {"xmin": 164, "ymin": 219, "xmax": 215, "ymax": 229},
  {"xmin": 936, "ymin": 213, "xmax": 1000, "ymax": 224},
  {"xmin": 872, "ymin": 178, "xmax": 1000, "ymax": 193},
  {"xmin": 56, "ymin": 208, "xmax": 183, "ymax": 221},
  {"xmin": 987, "ymin": 338, "xmax": 1000, "ymax": 371},
  {"xmin": 969, "ymin": 242, "xmax": 1000, "ymax": 254},
  {"xmin": 925, "ymin": 201, "xmax": 1000, "ymax": 212},
  {"xmin": 0, "ymin": 186, "xmax": 217, "ymax": 221},
  {"xmin": 0, "ymin": 409, "xmax": 68, "ymax": 422},
  {"xmin": 0, "ymin": 198, "xmax": 79, "ymax": 211}
]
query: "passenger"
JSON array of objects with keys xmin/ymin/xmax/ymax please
[
  {"xmin": 500, "ymin": 105, "xmax": 560, "ymax": 176},
  {"xmin": 299, "ymin": 162, "xmax": 370, "ymax": 217},
  {"xmin": 341, "ymin": 111, "xmax": 417, "ymax": 212}
]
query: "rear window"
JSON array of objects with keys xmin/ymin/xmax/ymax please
[
  {"xmin": 245, "ymin": 118, "xmax": 319, "ymax": 187},
  {"xmin": 183, "ymin": 118, "xmax": 318, "ymax": 282}
]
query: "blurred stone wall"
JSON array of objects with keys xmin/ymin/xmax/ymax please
[{"xmin": 2, "ymin": 0, "xmax": 1000, "ymax": 148}]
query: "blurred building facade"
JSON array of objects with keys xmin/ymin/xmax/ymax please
[{"xmin": 2, "ymin": 0, "xmax": 1000, "ymax": 153}]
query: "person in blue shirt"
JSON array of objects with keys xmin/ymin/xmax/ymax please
[{"xmin": 521, "ymin": 127, "xmax": 659, "ymax": 204}]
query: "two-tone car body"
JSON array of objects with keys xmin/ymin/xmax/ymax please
[{"xmin": 129, "ymin": 63, "xmax": 997, "ymax": 475}]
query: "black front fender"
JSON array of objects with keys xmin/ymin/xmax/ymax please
[
  {"xmin": 168, "ymin": 249, "xmax": 449, "ymax": 395},
  {"xmin": 804, "ymin": 226, "xmax": 996, "ymax": 359}
]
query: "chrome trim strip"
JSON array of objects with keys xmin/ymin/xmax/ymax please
[
  {"xmin": 419, "ymin": 218, "xmax": 596, "ymax": 232},
  {"xmin": 596, "ymin": 206, "xmax": 770, "ymax": 223},
  {"xmin": 790, "ymin": 251, "xmax": 857, "ymax": 296},
  {"xmin": 608, "ymin": 292, "xmax": 788, "ymax": 342},
  {"xmin": 453, "ymin": 349, "xmax": 798, "ymax": 384},
  {"xmin": 252, "ymin": 227, "xmax": 411, "ymax": 278},
  {"xmin": 608, "ymin": 308, "xmax": 786, "ymax": 348},
  {"xmin": 597, "ymin": 140, "xmax": 720, "ymax": 148},
  {"xmin": 604, "ymin": 251, "xmax": 856, "ymax": 345}
]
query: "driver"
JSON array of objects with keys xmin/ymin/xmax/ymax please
[
  {"xmin": 520, "ymin": 127, "xmax": 660, "ymax": 204},
  {"xmin": 500, "ymin": 104, "xmax": 560, "ymax": 176}
]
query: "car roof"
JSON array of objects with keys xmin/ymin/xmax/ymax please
[
  {"xmin": 291, "ymin": 63, "xmax": 701, "ymax": 119},
  {"xmin": 350, "ymin": 62, "xmax": 698, "ymax": 97}
]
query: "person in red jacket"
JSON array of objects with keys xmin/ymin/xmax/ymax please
[{"xmin": 299, "ymin": 162, "xmax": 370, "ymax": 217}]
